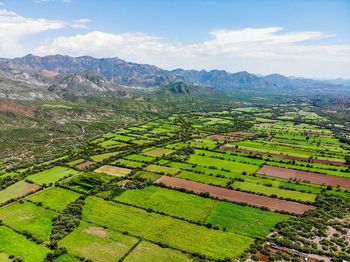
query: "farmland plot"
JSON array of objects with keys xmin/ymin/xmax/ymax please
[
  {"xmin": 0, "ymin": 202, "xmax": 57, "ymax": 241},
  {"xmin": 28, "ymin": 187, "xmax": 81, "ymax": 211},
  {"xmin": 0, "ymin": 181, "xmax": 40, "ymax": 205},
  {"xmin": 27, "ymin": 166, "xmax": 78, "ymax": 185},
  {"xmin": 124, "ymin": 241, "xmax": 193, "ymax": 262},
  {"xmin": 0, "ymin": 226, "xmax": 49, "ymax": 262},
  {"xmin": 59, "ymin": 221, "xmax": 138, "ymax": 261},
  {"xmin": 83, "ymin": 197, "xmax": 254, "ymax": 260},
  {"xmin": 95, "ymin": 165, "xmax": 131, "ymax": 177}
]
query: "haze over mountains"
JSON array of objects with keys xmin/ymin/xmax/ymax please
[{"xmin": 0, "ymin": 54, "xmax": 348, "ymax": 100}]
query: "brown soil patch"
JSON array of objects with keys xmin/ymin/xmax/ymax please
[
  {"xmin": 0, "ymin": 101, "xmax": 35, "ymax": 117},
  {"xmin": 95, "ymin": 165, "xmax": 131, "ymax": 177},
  {"xmin": 76, "ymin": 161, "xmax": 95, "ymax": 170},
  {"xmin": 84, "ymin": 226, "xmax": 107, "ymax": 238},
  {"xmin": 221, "ymin": 146, "xmax": 348, "ymax": 167},
  {"xmin": 258, "ymin": 165, "xmax": 350, "ymax": 190},
  {"xmin": 22, "ymin": 182, "xmax": 41, "ymax": 192},
  {"xmin": 156, "ymin": 176, "xmax": 314, "ymax": 215},
  {"xmin": 208, "ymin": 135, "xmax": 242, "ymax": 142}
]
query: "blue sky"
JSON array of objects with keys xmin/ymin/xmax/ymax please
[{"xmin": 0, "ymin": 0, "xmax": 350, "ymax": 78}]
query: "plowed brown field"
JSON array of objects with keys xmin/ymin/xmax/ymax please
[{"xmin": 258, "ymin": 165, "xmax": 350, "ymax": 190}]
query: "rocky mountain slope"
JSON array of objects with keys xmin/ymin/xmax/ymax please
[{"xmin": 0, "ymin": 54, "xmax": 348, "ymax": 100}]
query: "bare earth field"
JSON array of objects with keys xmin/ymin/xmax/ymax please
[
  {"xmin": 156, "ymin": 176, "xmax": 315, "ymax": 215},
  {"xmin": 76, "ymin": 160, "xmax": 95, "ymax": 170},
  {"xmin": 221, "ymin": 146, "xmax": 348, "ymax": 166},
  {"xmin": 95, "ymin": 165, "xmax": 131, "ymax": 177},
  {"xmin": 258, "ymin": 165, "xmax": 350, "ymax": 190}
]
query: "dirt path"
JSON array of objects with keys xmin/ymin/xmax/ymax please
[
  {"xmin": 258, "ymin": 165, "xmax": 350, "ymax": 190},
  {"xmin": 221, "ymin": 146, "xmax": 348, "ymax": 167},
  {"xmin": 156, "ymin": 176, "xmax": 315, "ymax": 215}
]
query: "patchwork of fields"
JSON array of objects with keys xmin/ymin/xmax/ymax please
[{"xmin": 0, "ymin": 108, "xmax": 349, "ymax": 261}]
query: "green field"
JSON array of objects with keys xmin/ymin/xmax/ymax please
[
  {"xmin": 28, "ymin": 187, "xmax": 81, "ymax": 211},
  {"xmin": 194, "ymin": 149, "xmax": 264, "ymax": 166},
  {"xmin": 133, "ymin": 171, "xmax": 162, "ymax": 181},
  {"xmin": 177, "ymin": 170, "xmax": 229, "ymax": 187},
  {"xmin": 232, "ymin": 181, "xmax": 317, "ymax": 202},
  {"xmin": 144, "ymin": 164, "xmax": 180, "ymax": 175},
  {"xmin": 90, "ymin": 151, "xmax": 120, "ymax": 162},
  {"xmin": 53, "ymin": 254, "xmax": 81, "ymax": 262},
  {"xmin": 116, "ymin": 186, "xmax": 216, "ymax": 221},
  {"xmin": 187, "ymin": 154, "xmax": 260, "ymax": 174},
  {"xmin": 59, "ymin": 221, "xmax": 138, "ymax": 261},
  {"xmin": 126, "ymin": 154, "xmax": 155, "ymax": 163},
  {"xmin": 110, "ymin": 134, "xmax": 133, "ymax": 142},
  {"xmin": 124, "ymin": 241, "xmax": 193, "ymax": 262},
  {"xmin": 0, "ymin": 202, "xmax": 57, "ymax": 241},
  {"xmin": 191, "ymin": 139, "xmax": 218, "ymax": 150},
  {"xmin": 99, "ymin": 140, "xmax": 128, "ymax": 149},
  {"xmin": 112, "ymin": 159, "xmax": 145, "ymax": 168},
  {"xmin": 115, "ymin": 186, "xmax": 290, "ymax": 238},
  {"xmin": 27, "ymin": 166, "xmax": 78, "ymax": 185},
  {"xmin": 83, "ymin": 197, "xmax": 253, "ymax": 260},
  {"xmin": 206, "ymin": 202, "xmax": 290, "ymax": 238},
  {"xmin": 143, "ymin": 147, "xmax": 174, "ymax": 157},
  {"xmin": 0, "ymin": 226, "xmax": 49, "ymax": 262}
]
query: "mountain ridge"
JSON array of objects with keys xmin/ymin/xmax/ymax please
[{"xmin": 0, "ymin": 54, "xmax": 348, "ymax": 100}]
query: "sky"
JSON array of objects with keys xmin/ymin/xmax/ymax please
[{"xmin": 0, "ymin": 0, "xmax": 349, "ymax": 78}]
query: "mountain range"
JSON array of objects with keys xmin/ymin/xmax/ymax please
[{"xmin": 0, "ymin": 54, "xmax": 348, "ymax": 100}]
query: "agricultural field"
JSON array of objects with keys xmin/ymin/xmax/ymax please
[
  {"xmin": 0, "ymin": 108, "xmax": 349, "ymax": 262},
  {"xmin": 143, "ymin": 147, "xmax": 174, "ymax": 157},
  {"xmin": 26, "ymin": 166, "xmax": 78, "ymax": 185},
  {"xmin": 0, "ymin": 226, "xmax": 49, "ymax": 262},
  {"xmin": 124, "ymin": 241, "xmax": 193, "ymax": 262},
  {"xmin": 58, "ymin": 221, "xmax": 138, "ymax": 261},
  {"xmin": 0, "ymin": 181, "xmax": 40, "ymax": 205},
  {"xmin": 95, "ymin": 165, "xmax": 131, "ymax": 177},
  {"xmin": 27, "ymin": 187, "xmax": 81, "ymax": 212},
  {"xmin": 0, "ymin": 201, "xmax": 57, "ymax": 241},
  {"xmin": 83, "ymin": 196, "xmax": 254, "ymax": 260}
]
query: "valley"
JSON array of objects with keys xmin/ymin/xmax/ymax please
[{"xmin": 0, "ymin": 104, "xmax": 349, "ymax": 262}]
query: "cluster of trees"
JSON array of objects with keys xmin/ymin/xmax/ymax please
[
  {"xmin": 49, "ymin": 198, "xmax": 85, "ymax": 246},
  {"xmin": 165, "ymin": 146, "xmax": 194, "ymax": 162},
  {"xmin": 266, "ymin": 193, "xmax": 350, "ymax": 261}
]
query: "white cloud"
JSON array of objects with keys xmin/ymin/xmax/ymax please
[
  {"xmin": 0, "ymin": 6, "xmax": 349, "ymax": 78},
  {"xmin": 0, "ymin": 8, "xmax": 88, "ymax": 57},
  {"xmin": 0, "ymin": 8, "xmax": 65, "ymax": 57},
  {"xmin": 33, "ymin": 28, "xmax": 350, "ymax": 78}
]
